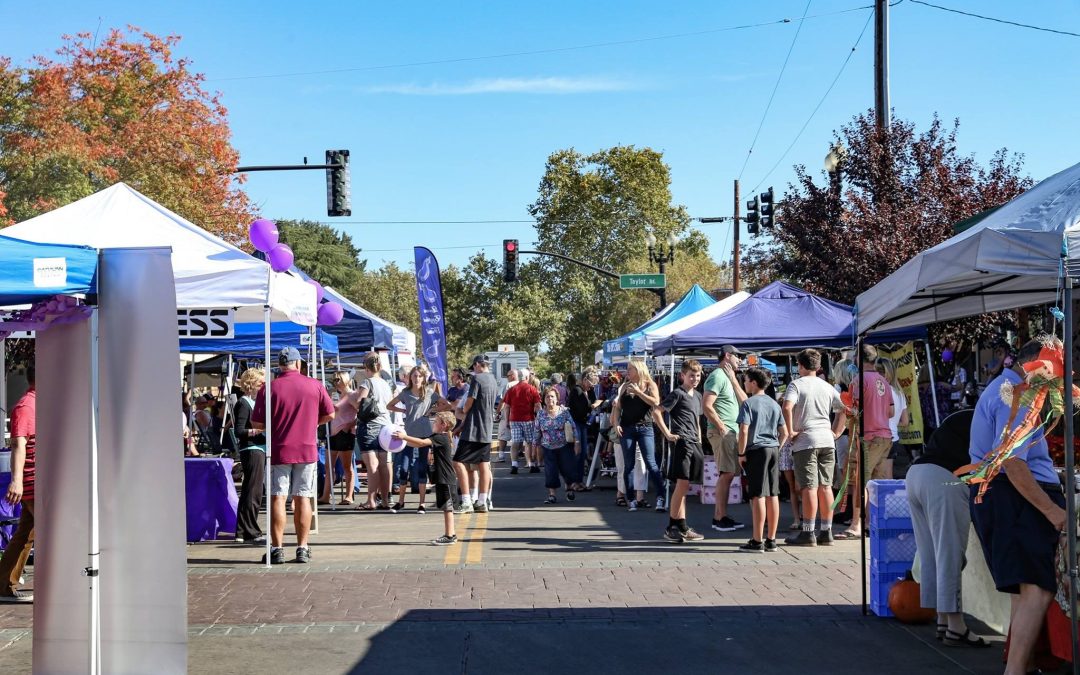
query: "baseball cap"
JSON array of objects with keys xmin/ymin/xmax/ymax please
[
  {"xmin": 279, "ymin": 346, "xmax": 303, "ymax": 364},
  {"xmin": 471, "ymin": 354, "xmax": 491, "ymax": 367},
  {"xmin": 721, "ymin": 345, "xmax": 743, "ymax": 356}
]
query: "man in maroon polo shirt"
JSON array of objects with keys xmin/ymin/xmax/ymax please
[
  {"xmin": 1, "ymin": 365, "xmax": 36, "ymax": 602},
  {"xmin": 252, "ymin": 347, "xmax": 334, "ymax": 564}
]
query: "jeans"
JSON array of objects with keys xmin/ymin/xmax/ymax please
[
  {"xmin": 393, "ymin": 447, "xmax": 416, "ymax": 487},
  {"xmin": 573, "ymin": 420, "xmax": 589, "ymax": 483},
  {"xmin": 410, "ymin": 447, "xmax": 430, "ymax": 487},
  {"xmin": 543, "ymin": 444, "xmax": 577, "ymax": 490},
  {"xmin": 621, "ymin": 424, "xmax": 665, "ymax": 497}
]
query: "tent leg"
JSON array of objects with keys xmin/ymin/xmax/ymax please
[
  {"xmin": 586, "ymin": 430, "xmax": 603, "ymax": 490},
  {"xmin": 264, "ymin": 309, "xmax": 273, "ymax": 569},
  {"xmin": 310, "ymin": 333, "xmax": 319, "ymax": 535},
  {"xmin": 88, "ymin": 308, "xmax": 102, "ymax": 675},
  {"xmin": 1063, "ymin": 278, "xmax": 1079, "ymax": 675},
  {"xmin": 857, "ymin": 337, "xmax": 867, "ymax": 616},
  {"xmin": 924, "ymin": 342, "xmax": 941, "ymax": 427},
  {"xmin": 0, "ymin": 338, "xmax": 6, "ymax": 430}
]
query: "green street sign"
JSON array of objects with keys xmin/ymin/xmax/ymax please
[{"xmin": 619, "ymin": 273, "xmax": 666, "ymax": 290}]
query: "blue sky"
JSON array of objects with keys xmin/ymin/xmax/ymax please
[{"xmin": 3, "ymin": 1, "xmax": 1079, "ymax": 270}]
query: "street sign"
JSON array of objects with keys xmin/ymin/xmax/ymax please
[{"xmin": 619, "ymin": 273, "xmax": 666, "ymax": 290}]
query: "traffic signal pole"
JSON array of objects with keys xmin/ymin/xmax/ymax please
[{"xmin": 733, "ymin": 179, "xmax": 741, "ymax": 293}]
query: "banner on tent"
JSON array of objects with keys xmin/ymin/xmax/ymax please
[
  {"xmin": 876, "ymin": 342, "xmax": 924, "ymax": 445},
  {"xmin": 177, "ymin": 308, "xmax": 234, "ymax": 339}
]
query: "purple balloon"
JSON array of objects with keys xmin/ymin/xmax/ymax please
[
  {"xmin": 308, "ymin": 279, "xmax": 325, "ymax": 304},
  {"xmin": 249, "ymin": 219, "xmax": 279, "ymax": 253},
  {"xmin": 267, "ymin": 243, "xmax": 294, "ymax": 272},
  {"xmin": 317, "ymin": 301, "xmax": 344, "ymax": 326},
  {"xmin": 941, "ymin": 348, "xmax": 953, "ymax": 363}
]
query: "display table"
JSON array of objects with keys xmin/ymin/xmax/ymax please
[{"xmin": 184, "ymin": 457, "xmax": 238, "ymax": 542}]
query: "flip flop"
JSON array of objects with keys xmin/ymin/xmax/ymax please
[
  {"xmin": 338, "ymin": 499, "xmax": 353, "ymax": 506},
  {"xmin": 834, "ymin": 530, "xmax": 863, "ymax": 540},
  {"xmin": 355, "ymin": 503, "xmax": 376, "ymax": 511}
]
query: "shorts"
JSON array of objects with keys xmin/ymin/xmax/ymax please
[
  {"xmin": 779, "ymin": 441, "xmax": 794, "ymax": 472},
  {"xmin": 329, "ymin": 430, "xmax": 355, "ymax": 453},
  {"xmin": 435, "ymin": 484, "xmax": 454, "ymax": 512},
  {"xmin": 863, "ymin": 436, "xmax": 892, "ymax": 479},
  {"xmin": 510, "ymin": 421, "xmax": 537, "ymax": 445},
  {"xmin": 454, "ymin": 440, "xmax": 491, "ymax": 465},
  {"xmin": 971, "ymin": 476, "xmax": 1065, "ymax": 594},
  {"xmin": 498, "ymin": 415, "xmax": 511, "ymax": 442},
  {"xmin": 886, "ymin": 440, "xmax": 903, "ymax": 460},
  {"xmin": 667, "ymin": 439, "xmax": 704, "ymax": 482},
  {"xmin": 707, "ymin": 427, "xmax": 739, "ymax": 474},
  {"xmin": 271, "ymin": 462, "xmax": 317, "ymax": 498},
  {"xmin": 356, "ymin": 427, "xmax": 384, "ymax": 454},
  {"xmin": 745, "ymin": 446, "xmax": 780, "ymax": 498},
  {"xmin": 793, "ymin": 446, "xmax": 836, "ymax": 490}
]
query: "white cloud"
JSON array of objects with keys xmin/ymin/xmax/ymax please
[{"xmin": 361, "ymin": 76, "xmax": 641, "ymax": 95}]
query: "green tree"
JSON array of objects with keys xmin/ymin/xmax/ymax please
[
  {"xmin": 528, "ymin": 145, "xmax": 723, "ymax": 368},
  {"xmin": 277, "ymin": 219, "xmax": 364, "ymax": 291}
]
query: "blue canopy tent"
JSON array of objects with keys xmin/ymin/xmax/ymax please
[
  {"xmin": 0, "ymin": 233, "xmax": 98, "ymax": 305},
  {"xmin": 603, "ymin": 285, "xmax": 716, "ymax": 363},
  {"xmin": 653, "ymin": 281, "xmax": 927, "ymax": 355},
  {"xmin": 179, "ymin": 321, "xmax": 339, "ymax": 356}
]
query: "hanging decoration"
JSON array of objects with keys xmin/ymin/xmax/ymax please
[{"xmin": 0, "ymin": 295, "xmax": 93, "ymax": 339}]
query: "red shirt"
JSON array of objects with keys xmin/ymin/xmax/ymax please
[
  {"xmin": 252, "ymin": 370, "xmax": 334, "ymax": 465},
  {"xmin": 9, "ymin": 388, "xmax": 36, "ymax": 502},
  {"xmin": 503, "ymin": 383, "xmax": 540, "ymax": 422},
  {"xmin": 852, "ymin": 371, "xmax": 894, "ymax": 440}
]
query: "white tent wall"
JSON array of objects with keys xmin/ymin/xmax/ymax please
[{"xmin": 33, "ymin": 248, "xmax": 186, "ymax": 674}]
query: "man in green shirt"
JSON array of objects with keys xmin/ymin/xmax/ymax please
[{"xmin": 703, "ymin": 345, "xmax": 747, "ymax": 531}]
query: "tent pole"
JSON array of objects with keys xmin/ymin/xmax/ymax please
[
  {"xmin": 1063, "ymin": 277, "xmax": 1079, "ymax": 674},
  {"xmin": 0, "ymin": 338, "xmax": 6, "ymax": 431},
  {"xmin": 263, "ymin": 308, "xmax": 273, "ymax": 569},
  {"xmin": 857, "ymin": 337, "xmax": 867, "ymax": 616},
  {"xmin": 310, "ymin": 326, "xmax": 319, "ymax": 534},
  {"xmin": 924, "ymin": 342, "xmax": 941, "ymax": 427},
  {"xmin": 220, "ymin": 354, "xmax": 234, "ymax": 447},
  {"xmin": 88, "ymin": 308, "xmax": 102, "ymax": 675}
]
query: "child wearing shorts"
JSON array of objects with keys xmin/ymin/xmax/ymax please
[
  {"xmin": 393, "ymin": 411, "xmax": 458, "ymax": 545},
  {"xmin": 736, "ymin": 367, "xmax": 789, "ymax": 552}
]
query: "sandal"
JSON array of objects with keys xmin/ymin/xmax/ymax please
[
  {"xmin": 936, "ymin": 622, "xmax": 947, "ymax": 641},
  {"xmin": 376, "ymin": 504, "xmax": 391, "ymax": 511},
  {"xmin": 317, "ymin": 499, "xmax": 332, "ymax": 505},
  {"xmin": 616, "ymin": 496, "xmax": 628, "ymax": 507},
  {"xmin": 834, "ymin": 530, "xmax": 863, "ymax": 540},
  {"xmin": 943, "ymin": 628, "xmax": 991, "ymax": 648},
  {"xmin": 356, "ymin": 503, "xmax": 376, "ymax": 511},
  {"xmin": 337, "ymin": 498, "xmax": 353, "ymax": 506}
]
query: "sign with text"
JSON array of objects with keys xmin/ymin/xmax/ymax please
[
  {"xmin": 177, "ymin": 308, "xmax": 234, "ymax": 339},
  {"xmin": 497, "ymin": 344, "xmax": 515, "ymax": 353},
  {"xmin": 619, "ymin": 273, "xmax": 666, "ymax": 290}
]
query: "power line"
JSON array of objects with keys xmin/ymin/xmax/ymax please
[
  {"xmin": 329, "ymin": 217, "xmax": 734, "ymax": 226},
  {"xmin": 909, "ymin": 0, "xmax": 1080, "ymax": 38},
  {"xmin": 737, "ymin": 0, "xmax": 815, "ymax": 181},
  {"xmin": 750, "ymin": 9, "xmax": 874, "ymax": 193},
  {"xmin": 210, "ymin": 4, "xmax": 879, "ymax": 82}
]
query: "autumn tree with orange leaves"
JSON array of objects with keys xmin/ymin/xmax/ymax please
[{"xmin": 0, "ymin": 27, "xmax": 251, "ymax": 241}]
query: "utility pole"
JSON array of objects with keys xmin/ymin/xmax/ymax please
[
  {"xmin": 874, "ymin": 0, "xmax": 890, "ymax": 129},
  {"xmin": 733, "ymin": 179, "xmax": 741, "ymax": 292}
]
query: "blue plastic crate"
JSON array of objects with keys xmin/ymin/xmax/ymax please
[
  {"xmin": 869, "ymin": 562, "xmax": 911, "ymax": 617},
  {"xmin": 868, "ymin": 479, "xmax": 913, "ymax": 530},
  {"xmin": 870, "ymin": 526, "xmax": 917, "ymax": 564}
]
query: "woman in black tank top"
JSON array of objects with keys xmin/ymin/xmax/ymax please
[{"xmin": 610, "ymin": 362, "xmax": 667, "ymax": 511}]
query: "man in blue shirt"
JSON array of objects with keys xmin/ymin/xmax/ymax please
[{"xmin": 969, "ymin": 340, "xmax": 1066, "ymax": 675}]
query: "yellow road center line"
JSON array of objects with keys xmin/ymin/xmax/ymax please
[
  {"xmin": 465, "ymin": 512, "xmax": 488, "ymax": 565},
  {"xmin": 443, "ymin": 512, "xmax": 472, "ymax": 565}
]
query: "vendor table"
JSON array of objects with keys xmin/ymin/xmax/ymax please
[{"xmin": 185, "ymin": 457, "xmax": 238, "ymax": 542}]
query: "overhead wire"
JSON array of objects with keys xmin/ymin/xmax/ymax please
[
  {"xmin": 737, "ymin": 0, "xmax": 814, "ymax": 181},
  {"xmin": 908, "ymin": 0, "xmax": 1080, "ymax": 38}
]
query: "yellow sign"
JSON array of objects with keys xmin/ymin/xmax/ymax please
[{"xmin": 876, "ymin": 342, "xmax": 924, "ymax": 445}]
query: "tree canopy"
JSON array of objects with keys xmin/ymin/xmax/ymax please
[{"xmin": 277, "ymin": 219, "xmax": 364, "ymax": 292}]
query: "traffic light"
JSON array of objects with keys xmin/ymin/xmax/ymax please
[
  {"xmin": 503, "ymin": 239, "xmax": 519, "ymax": 283},
  {"xmin": 760, "ymin": 186, "xmax": 776, "ymax": 229},
  {"xmin": 325, "ymin": 149, "xmax": 351, "ymax": 217},
  {"xmin": 745, "ymin": 195, "xmax": 761, "ymax": 236}
]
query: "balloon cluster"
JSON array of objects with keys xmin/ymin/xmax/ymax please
[{"xmin": 249, "ymin": 219, "xmax": 345, "ymax": 327}]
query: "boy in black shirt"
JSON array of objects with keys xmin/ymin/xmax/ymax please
[
  {"xmin": 653, "ymin": 359, "xmax": 705, "ymax": 543},
  {"xmin": 394, "ymin": 411, "xmax": 459, "ymax": 545}
]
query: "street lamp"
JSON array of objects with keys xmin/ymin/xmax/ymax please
[
  {"xmin": 645, "ymin": 231, "xmax": 676, "ymax": 309},
  {"xmin": 825, "ymin": 141, "xmax": 847, "ymax": 217}
]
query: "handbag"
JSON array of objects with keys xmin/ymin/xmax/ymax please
[
  {"xmin": 356, "ymin": 395, "xmax": 380, "ymax": 424},
  {"xmin": 564, "ymin": 420, "xmax": 576, "ymax": 444}
]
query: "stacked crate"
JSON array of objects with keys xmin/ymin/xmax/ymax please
[{"xmin": 867, "ymin": 479, "xmax": 917, "ymax": 617}]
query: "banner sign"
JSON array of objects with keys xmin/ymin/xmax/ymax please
[
  {"xmin": 414, "ymin": 247, "xmax": 449, "ymax": 394},
  {"xmin": 177, "ymin": 308, "xmax": 234, "ymax": 339},
  {"xmin": 876, "ymin": 341, "xmax": 924, "ymax": 445}
]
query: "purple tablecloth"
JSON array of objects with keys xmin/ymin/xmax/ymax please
[
  {"xmin": 184, "ymin": 458, "xmax": 238, "ymax": 542},
  {"xmin": 0, "ymin": 471, "xmax": 23, "ymax": 551}
]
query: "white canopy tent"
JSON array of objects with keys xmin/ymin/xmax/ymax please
[
  {"xmin": 855, "ymin": 160, "xmax": 1080, "ymax": 671},
  {"xmin": 633, "ymin": 290, "xmax": 751, "ymax": 352}
]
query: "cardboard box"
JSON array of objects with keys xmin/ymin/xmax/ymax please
[
  {"xmin": 688, "ymin": 483, "xmax": 702, "ymax": 496},
  {"xmin": 701, "ymin": 485, "xmax": 717, "ymax": 505},
  {"xmin": 702, "ymin": 458, "xmax": 719, "ymax": 487},
  {"xmin": 728, "ymin": 478, "xmax": 743, "ymax": 504}
]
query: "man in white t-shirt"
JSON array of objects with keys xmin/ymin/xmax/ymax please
[{"xmin": 782, "ymin": 349, "xmax": 846, "ymax": 547}]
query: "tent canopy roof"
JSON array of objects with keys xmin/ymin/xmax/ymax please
[
  {"xmin": 0, "ymin": 233, "xmax": 98, "ymax": 306},
  {"xmin": 635, "ymin": 290, "xmax": 750, "ymax": 352},
  {"xmin": 654, "ymin": 281, "xmax": 926, "ymax": 355},
  {"xmin": 604, "ymin": 285, "xmax": 717, "ymax": 358},
  {"xmin": 3, "ymin": 183, "xmax": 316, "ymax": 324}
]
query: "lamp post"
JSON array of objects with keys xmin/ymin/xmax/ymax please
[
  {"xmin": 645, "ymin": 231, "xmax": 677, "ymax": 310},
  {"xmin": 825, "ymin": 141, "xmax": 847, "ymax": 204}
]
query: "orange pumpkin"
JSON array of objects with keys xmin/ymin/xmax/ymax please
[{"xmin": 888, "ymin": 572, "xmax": 937, "ymax": 624}]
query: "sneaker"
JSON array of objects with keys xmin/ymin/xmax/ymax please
[
  {"xmin": 680, "ymin": 528, "xmax": 705, "ymax": 542},
  {"xmin": 529, "ymin": 466, "xmax": 540, "ymax": 474},
  {"xmin": 628, "ymin": 500, "xmax": 639, "ymax": 512},
  {"xmin": 416, "ymin": 504, "xmax": 426, "ymax": 515},
  {"xmin": 244, "ymin": 534, "xmax": 267, "ymax": 545},
  {"xmin": 739, "ymin": 539, "xmax": 764, "ymax": 553},
  {"xmin": 544, "ymin": 495, "xmax": 557, "ymax": 504},
  {"xmin": 784, "ymin": 530, "xmax": 818, "ymax": 547},
  {"xmin": 764, "ymin": 538, "xmax": 778, "ymax": 552},
  {"xmin": 262, "ymin": 547, "xmax": 286, "ymax": 565},
  {"xmin": 663, "ymin": 527, "xmax": 683, "ymax": 543},
  {"xmin": 295, "ymin": 546, "xmax": 312, "ymax": 563},
  {"xmin": 566, "ymin": 490, "xmax": 576, "ymax": 501},
  {"xmin": 711, "ymin": 516, "xmax": 743, "ymax": 532},
  {"xmin": 0, "ymin": 590, "xmax": 33, "ymax": 603},
  {"xmin": 817, "ymin": 529, "xmax": 834, "ymax": 546},
  {"xmin": 486, "ymin": 500, "xmax": 494, "ymax": 511},
  {"xmin": 390, "ymin": 502, "xmax": 406, "ymax": 513},
  {"xmin": 474, "ymin": 501, "xmax": 489, "ymax": 513},
  {"xmin": 432, "ymin": 534, "xmax": 458, "ymax": 546},
  {"xmin": 510, "ymin": 466, "xmax": 519, "ymax": 475},
  {"xmin": 453, "ymin": 501, "xmax": 474, "ymax": 515},
  {"xmin": 654, "ymin": 497, "xmax": 666, "ymax": 512}
]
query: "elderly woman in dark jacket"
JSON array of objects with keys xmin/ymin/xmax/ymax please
[{"xmin": 234, "ymin": 368, "xmax": 266, "ymax": 544}]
